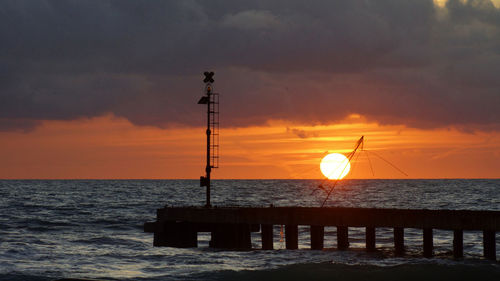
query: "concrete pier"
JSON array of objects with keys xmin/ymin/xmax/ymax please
[{"xmin": 145, "ymin": 206, "xmax": 499, "ymax": 260}]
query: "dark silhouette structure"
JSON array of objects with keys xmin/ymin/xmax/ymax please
[
  {"xmin": 197, "ymin": 72, "xmax": 219, "ymax": 207},
  {"xmin": 145, "ymin": 206, "xmax": 499, "ymax": 260}
]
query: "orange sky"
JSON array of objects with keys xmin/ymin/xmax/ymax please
[{"xmin": 1, "ymin": 114, "xmax": 498, "ymax": 179}]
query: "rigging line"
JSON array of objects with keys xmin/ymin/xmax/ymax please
[
  {"xmin": 291, "ymin": 151, "xmax": 350, "ymax": 180},
  {"xmin": 349, "ymin": 148, "xmax": 363, "ymax": 177},
  {"xmin": 317, "ymin": 158, "xmax": 345, "ymax": 187},
  {"xmin": 292, "ymin": 161, "xmax": 323, "ymax": 178},
  {"xmin": 320, "ymin": 152, "xmax": 354, "ymax": 207},
  {"xmin": 320, "ymin": 136, "xmax": 364, "ymax": 206},
  {"xmin": 325, "ymin": 158, "xmax": 350, "ymax": 178},
  {"xmin": 320, "ymin": 144, "xmax": 358, "ymax": 184},
  {"xmin": 320, "ymin": 142, "xmax": 361, "ymax": 207},
  {"xmin": 322, "ymin": 137, "xmax": 361, "ymax": 182},
  {"xmin": 364, "ymin": 150, "xmax": 408, "ymax": 177},
  {"xmin": 317, "ymin": 150, "xmax": 353, "ymax": 188},
  {"xmin": 316, "ymin": 136, "xmax": 365, "ymax": 201},
  {"xmin": 311, "ymin": 183, "xmax": 329, "ymax": 195},
  {"xmin": 363, "ymin": 149, "xmax": 375, "ymax": 177},
  {"xmin": 320, "ymin": 177, "xmax": 340, "ymax": 207},
  {"xmin": 316, "ymin": 160, "xmax": 347, "ymax": 196},
  {"xmin": 300, "ymin": 136, "xmax": 362, "ymax": 180},
  {"xmin": 297, "ymin": 150, "xmax": 352, "ymax": 180}
]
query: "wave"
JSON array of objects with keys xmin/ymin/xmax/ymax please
[{"xmin": 0, "ymin": 273, "xmax": 52, "ymax": 281}]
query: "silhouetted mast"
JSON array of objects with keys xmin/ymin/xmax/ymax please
[
  {"xmin": 320, "ymin": 136, "xmax": 364, "ymax": 207},
  {"xmin": 198, "ymin": 71, "xmax": 219, "ymax": 208}
]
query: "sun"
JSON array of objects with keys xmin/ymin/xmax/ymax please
[{"xmin": 320, "ymin": 153, "xmax": 351, "ymax": 180}]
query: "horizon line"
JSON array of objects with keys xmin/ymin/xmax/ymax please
[{"xmin": 1, "ymin": 178, "xmax": 499, "ymax": 180}]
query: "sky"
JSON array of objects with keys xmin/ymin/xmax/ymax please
[{"xmin": 1, "ymin": 0, "xmax": 499, "ymax": 179}]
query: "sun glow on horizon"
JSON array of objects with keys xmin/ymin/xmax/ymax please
[
  {"xmin": 320, "ymin": 153, "xmax": 351, "ymax": 180},
  {"xmin": 0, "ymin": 115, "xmax": 498, "ymax": 179}
]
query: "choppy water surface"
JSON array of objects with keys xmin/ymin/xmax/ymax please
[{"xmin": 0, "ymin": 179, "xmax": 499, "ymax": 280}]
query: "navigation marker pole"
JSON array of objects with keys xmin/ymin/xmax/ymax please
[{"xmin": 198, "ymin": 71, "xmax": 219, "ymax": 208}]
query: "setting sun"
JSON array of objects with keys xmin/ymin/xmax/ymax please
[{"xmin": 320, "ymin": 153, "xmax": 351, "ymax": 180}]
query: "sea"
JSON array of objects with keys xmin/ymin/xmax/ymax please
[{"xmin": 0, "ymin": 179, "xmax": 499, "ymax": 281}]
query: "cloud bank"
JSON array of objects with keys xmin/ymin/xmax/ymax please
[{"xmin": 1, "ymin": 0, "xmax": 499, "ymax": 131}]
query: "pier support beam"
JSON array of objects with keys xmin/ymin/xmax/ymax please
[
  {"xmin": 453, "ymin": 229, "xmax": 463, "ymax": 258},
  {"xmin": 394, "ymin": 227, "xmax": 404, "ymax": 256},
  {"xmin": 423, "ymin": 228, "xmax": 433, "ymax": 258},
  {"xmin": 366, "ymin": 227, "xmax": 376, "ymax": 251},
  {"xmin": 483, "ymin": 230, "xmax": 496, "ymax": 261},
  {"xmin": 337, "ymin": 226, "xmax": 349, "ymax": 250},
  {"xmin": 310, "ymin": 225, "xmax": 324, "ymax": 250},
  {"xmin": 210, "ymin": 223, "xmax": 251, "ymax": 250},
  {"xmin": 261, "ymin": 224, "xmax": 273, "ymax": 250},
  {"xmin": 285, "ymin": 224, "xmax": 299, "ymax": 250},
  {"xmin": 154, "ymin": 221, "xmax": 197, "ymax": 248}
]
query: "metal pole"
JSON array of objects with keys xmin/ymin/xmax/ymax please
[
  {"xmin": 199, "ymin": 71, "xmax": 215, "ymax": 208},
  {"xmin": 205, "ymin": 88, "xmax": 211, "ymax": 208}
]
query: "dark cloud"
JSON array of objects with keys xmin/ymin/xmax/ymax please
[
  {"xmin": 1, "ymin": 0, "xmax": 499, "ymax": 131},
  {"xmin": 287, "ymin": 127, "xmax": 319, "ymax": 139}
]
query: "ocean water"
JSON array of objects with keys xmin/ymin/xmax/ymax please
[{"xmin": 0, "ymin": 179, "xmax": 499, "ymax": 281}]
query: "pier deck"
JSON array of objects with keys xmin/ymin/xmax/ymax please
[{"xmin": 144, "ymin": 206, "xmax": 499, "ymax": 260}]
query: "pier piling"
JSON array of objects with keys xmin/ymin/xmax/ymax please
[
  {"xmin": 365, "ymin": 227, "xmax": 376, "ymax": 251},
  {"xmin": 483, "ymin": 230, "xmax": 496, "ymax": 261},
  {"xmin": 285, "ymin": 224, "xmax": 299, "ymax": 250},
  {"xmin": 423, "ymin": 228, "xmax": 433, "ymax": 258},
  {"xmin": 453, "ymin": 229, "xmax": 463, "ymax": 258},
  {"xmin": 210, "ymin": 223, "xmax": 251, "ymax": 249},
  {"xmin": 310, "ymin": 225, "xmax": 324, "ymax": 250},
  {"xmin": 337, "ymin": 226, "xmax": 349, "ymax": 250},
  {"xmin": 394, "ymin": 227, "xmax": 405, "ymax": 256},
  {"xmin": 261, "ymin": 224, "xmax": 273, "ymax": 250}
]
